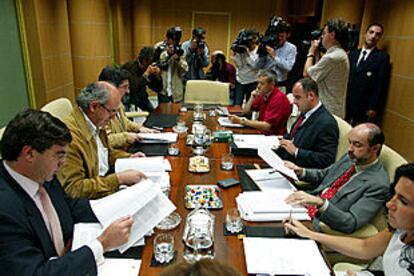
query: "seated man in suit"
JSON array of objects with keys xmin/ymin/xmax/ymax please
[
  {"xmin": 98, "ymin": 66, "xmax": 157, "ymax": 149},
  {"xmin": 229, "ymin": 69, "xmax": 291, "ymax": 135},
  {"xmin": 0, "ymin": 109, "xmax": 133, "ymax": 275},
  {"xmin": 57, "ymin": 81, "xmax": 146, "ymax": 199},
  {"xmin": 285, "ymin": 123, "xmax": 389, "ymax": 233},
  {"xmin": 277, "ymin": 78, "xmax": 339, "ymax": 169}
]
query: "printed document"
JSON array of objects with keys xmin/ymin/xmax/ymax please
[
  {"xmin": 218, "ymin": 117, "xmax": 244, "ymax": 128},
  {"xmin": 233, "ymin": 134, "xmax": 280, "ymax": 149},
  {"xmin": 258, "ymin": 146, "xmax": 298, "ymax": 181}
]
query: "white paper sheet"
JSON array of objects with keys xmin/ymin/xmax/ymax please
[
  {"xmin": 243, "ymin": 237, "xmax": 331, "ymax": 276},
  {"xmin": 115, "ymin": 157, "xmax": 165, "ymax": 173},
  {"xmin": 98, "ymin": 259, "xmax": 141, "ymax": 276},
  {"xmin": 217, "ymin": 117, "xmax": 244, "ymax": 128},
  {"xmin": 138, "ymin": 132, "xmax": 178, "ymax": 143},
  {"xmin": 257, "ymin": 146, "xmax": 298, "ymax": 181},
  {"xmin": 233, "ymin": 134, "xmax": 280, "ymax": 149},
  {"xmin": 245, "ymin": 168, "xmax": 295, "ymax": 191},
  {"xmin": 90, "ymin": 180, "xmax": 176, "ymax": 253}
]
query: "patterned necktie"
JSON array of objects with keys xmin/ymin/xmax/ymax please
[
  {"xmin": 38, "ymin": 186, "xmax": 65, "ymax": 256},
  {"xmin": 307, "ymin": 164, "xmax": 356, "ymax": 218},
  {"xmin": 357, "ymin": 50, "xmax": 367, "ymax": 67},
  {"xmin": 289, "ymin": 114, "xmax": 305, "ymax": 139}
]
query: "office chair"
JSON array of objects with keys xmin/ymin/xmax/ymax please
[
  {"xmin": 184, "ymin": 80, "xmax": 230, "ymax": 105},
  {"xmin": 40, "ymin": 97, "xmax": 73, "ymax": 121}
]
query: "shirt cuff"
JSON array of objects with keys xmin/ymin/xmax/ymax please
[
  {"xmin": 300, "ymin": 168, "xmax": 306, "ymax": 179},
  {"xmin": 87, "ymin": 239, "xmax": 104, "ymax": 266},
  {"xmin": 318, "ymin": 199, "xmax": 329, "ymax": 213},
  {"xmin": 294, "ymin": 148, "xmax": 299, "ymax": 158}
]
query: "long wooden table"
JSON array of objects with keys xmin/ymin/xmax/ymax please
[{"xmin": 137, "ymin": 103, "xmax": 331, "ymax": 275}]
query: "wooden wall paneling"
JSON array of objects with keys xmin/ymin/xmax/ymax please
[
  {"xmin": 132, "ymin": 0, "xmax": 152, "ymax": 55},
  {"xmin": 110, "ymin": 0, "xmax": 134, "ymax": 64},
  {"xmin": 68, "ymin": 0, "xmax": 112, "ymax": 93},
  {"xmin": 321, "ymin": 0, "xmax": 364, "ymax": 26}
]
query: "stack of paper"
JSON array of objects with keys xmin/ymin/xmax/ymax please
[
  {"xmin": 243, "ymin": 237, "xmax": 331, "ymax": 276},
  {"xmin": 115, "ymin": 157, "xmax": 171, "ymax": 190},
  {"xmin": 98, "ymin": 259, "xmax": 141, "ymax": 276},
  {"xmin": 217, "ymin": 117, "xmax": 244, "ymax": 128},
  {"xmin": 137, "ymin": 132, "xmax": 178, "ymax": 143},
  {"xmin": 245, "ymin": 168, "xmax": 294, "ymax": 191},
  {"xmin": 233, "ymin": 134, "xmax": 280, "ymax": 149},
  {"xmin": 236, "ymin": 191, "xmax": 309, "ymax": 221}
]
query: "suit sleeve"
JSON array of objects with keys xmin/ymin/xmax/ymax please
[
  {"xmin": 318, "ymin": 182, "xmax": 389, "ymax": 233},
  {"xmin": 295, "ymin": 120, "xmax": 339, "ymax": 169},
  {"xmin": 368, "ymin": 53, "xmax": 390, "ymax": 111}
]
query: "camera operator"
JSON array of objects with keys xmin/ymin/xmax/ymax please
[
  {"xmin": 182, "ymin": 27, "xmax": 209, "ymax": 81},
  {"xmin": 231, "ymin": 29, "xmax": 260, "ymax": 105},
  {"xmin": 154, "ymin": 26, "xmax": 188, "ymax": 103},
  {"xmin": 303, "ymin": 18, "xmax": 350, "ymax": 119},
  {"xmin": 207, "ymin": 51, "xmax": 236, "ymax": 99},
  {"xmin": 121, "ymin": 47, "xmax": 162, "ymax": 112},
  {"xmin": 255, "ymin": 18, "xmax": 297, "ymax": 93}
]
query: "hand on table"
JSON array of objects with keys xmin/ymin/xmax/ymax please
[{"xmin": 285, "ymin": 191, "xmax": 324, "ymax": 208}]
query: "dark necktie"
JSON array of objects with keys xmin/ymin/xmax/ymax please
[
  {"xmin": 357, "ymin": 50, "xmax": 367, "ymax": 67},
  {"xmin": 289, "ymin": 114, "xmax": 305, "ymax": 139},
  {"xmin": 307, "ymin": 164, "xmax": 356, "ymax": 218}
]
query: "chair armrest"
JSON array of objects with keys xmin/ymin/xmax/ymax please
[{"xmin": 320, "ymin": 222, "xmax": 378, "ymax": 239}]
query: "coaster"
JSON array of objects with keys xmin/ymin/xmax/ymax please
[
  {"xmin": 223, "ymin": 223, "xmax": 245, "ymax": 236},
  {"xmin": 150, "ymin": 250, "xmax": 177, "ymax": 267}
]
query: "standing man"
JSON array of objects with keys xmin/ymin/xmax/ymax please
[
  {"xmin": 346, "ymin": 23, "xmax": 390, "ymax": 125},
  {"xmin": 285, "ymin": 123, "xmax": 389, "ymax": 233},
  {"xmin": 229, "ymin": 69, "xmax": 291, "ymax": 135},
  {"xmin": 277, "ymin": 78, "xmax": 339, "ymax": 169},
  {"xmin": 182, "ymin": 27, "xmax": 209, "ymax": 82},
  {"xmin": 121, "ymin": 47, "xmax": 162, "ymax": 112},
  {"xmin": 57, "ymin": 81, "xmax": 146, "ymax": 199},
  {"xmin": 304, "ymin": 18, "xmax": 350, "ymax": 119},
  {"xmin": 0, "ymin": 109, "xmax": 133, "ymax": 275},
  {"xmin": 231, "ymin": 28, "xmax": 260, "ymax": 105}
]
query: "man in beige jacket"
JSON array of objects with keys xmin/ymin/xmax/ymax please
[{"xmin": 57, "ymin": 81, "xmax": 146, "ymax": 199}]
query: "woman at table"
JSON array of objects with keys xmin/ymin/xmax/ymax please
[{"xmin": 285, "ymin": 163, "xmax": 414, "ymax": 276}]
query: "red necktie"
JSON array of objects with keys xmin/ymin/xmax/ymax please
[
  {"xmin": 39, "ymin": 186, "xmax": 65, "ymax": 256},
  {"xmin": 290, "ymin": 114, "xmax": 305, "ymax": 139},
  {"xmin": 307, "ymin": 165, "xmax": 356, "ymax": 218}
]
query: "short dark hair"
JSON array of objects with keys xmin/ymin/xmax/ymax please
[
  {"xmin": 138, "ymin": 46, "xmax": 155, "ymax": 63},
  {"xmin": 98, "ymin": 66, "xmax": 130, "ymax": 88},
  {"xmin": 0, "ymin": 109, "xmax": 72, "ymax": 161},
  {"xmin": 326, "ymin": 18, "xmax": 349, "ymax": 47},
  {"xmin": 366, "ymin": 23, "xmax": 384, "ymax": 34},
  {"xmin": 192, "ymin": 27, "xmax": 206, "ymax": 39},
  {"xmin": 297, "ymin": 77, "xmax": 319, "ymax": 97}
]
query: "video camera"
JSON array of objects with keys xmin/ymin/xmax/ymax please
[
  {"xmin": 154, "ymin": 26, "xmax": 184, "ymax": 69},
  {"xmin": 193, "ymin": 27, "xmax": 206, "ymax": 50},
  {"xmin": 257, "ymin": 16, "xmax": 290, "ymax": 57},
  {"xmin": 231, "ymin": 29, "xmax": 258, "ymax": 54}
]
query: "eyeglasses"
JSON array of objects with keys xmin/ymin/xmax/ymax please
[{"xmin": 100, "ymin": 104, "xmax": 118, "ymax": 114}]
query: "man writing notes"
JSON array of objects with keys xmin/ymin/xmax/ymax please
[
  {"xmin": 0, "ymin": 109, "xmax": 133, "ymax": 275},
  {"xmin": 285, "ymin": 123, "xmax": 389, "ymax": 233},
  {"xmin": 277, "ymin": 78, "xmax": 339, "ymax": 169},
  {"xmin": 229, "ymin": 69, "xmax": 291, "ymax": 135},
  {"xmin": 57, "ymin": 81, "xmax": 146, "ymax": 199}
]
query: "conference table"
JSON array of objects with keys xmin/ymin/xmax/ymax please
[{"xmin": 136, "ymin": 103, "xmax": 330, "ymax": 275}]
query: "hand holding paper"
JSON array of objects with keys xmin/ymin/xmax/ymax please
[{"xmin": 257, "ymin": 146, "xmax": 298, "ymax": 181}]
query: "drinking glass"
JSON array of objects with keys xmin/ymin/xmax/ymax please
[
  {"xmin": 221, "ymin": 153, "xmax": 234, "ymax": 170},
  {"xmin": 226, "ymin": 208, "xmax": 243, "ymax": 233},
  {"xmin": 153, "ymin": 233, "xmax": 174, "ymax": 263}
]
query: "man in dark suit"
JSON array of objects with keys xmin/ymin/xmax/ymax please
[
  {"xmin": 346, "ymin": 23, "xmax": 390, "ymax": 125},
  {"xmin": 285, "ymin": 123, "xmax": 389, "ymax": 233},
  {"xmin": 0, "ymin": 109, "xmax": 133, "ymax": 275},
  {"xmin": 277, "ymin": 78, "xmax": 339, "ymax": 169}
]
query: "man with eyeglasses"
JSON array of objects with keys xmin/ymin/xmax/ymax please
[{"xmin": 57, "ymin": 81, "xmax": 147, "ymax": 199}]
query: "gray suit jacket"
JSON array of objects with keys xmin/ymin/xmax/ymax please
[{"xmin": 302, "ymin": 154, "xmax": 389, "ymax": 233}]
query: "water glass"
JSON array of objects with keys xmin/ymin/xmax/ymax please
[
  {"xmin": 176, "ymin": 119, "xmax": 186, "ymax": 129},
  {"xmin": 153, "ymin": 233, "xmax": 174, "ymax": 264},
  {"xmin": 168, "ymin": 143, "xmax": 180, "ymax": 156},
  {"xmin": 221, "ymin": 153, "xmax": 234, "ymax": 170},
  {"xmin": 226, "ymin": 208, "xmax": 243, "ymax": 233}
]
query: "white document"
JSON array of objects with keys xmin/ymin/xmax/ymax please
[
  {"xmin": 72, "ymin": 223, "xmax": 145, "ymax": 252},
  {"xmin": 243, "ymin": 237, "xmax": 331, "ymax": 276},
  {"xmin": 98, "ymin": 258, "xmax": 141, "ymax": 276},
  {"xmin": 245, "ymin": 169, "xmax": 294, "ymax": 191},
  {"xmin": 90, "ymin": 180, "xmax": 176, "ymax": 253},
  {"xmin": 138, "ymin": 132, "xmax": 178, "ymax": 143},
  {"xmin": 115, "ymin": 156, "xmax": 165, "ymax": 173},
  {"xmin": 233, "ymin": 134, "xmax": 280, "ymax": 149},
  {"xmin": 218, "ymin": 117, "xmax": 244, "ymax": 128},
  {"xmin": 258, "ymin": 146, "xmax": 298, "ymax": 181}
]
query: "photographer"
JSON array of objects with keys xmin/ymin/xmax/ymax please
[
  {"xmin": 255, "ymin": 18, "xmax": 297, "ymax": 92},
  {"xmin": 303, "ymin": 18, "xmax": 350, "ymax": 119},
  {"xmin": 207, "ymin": 50, "xmax": 236, "ymax": 89},
  {"xmin": 121, "ymin": 47, "xmax": 162, "ymax": 112},
  {"xmin": 231, "ymin": 29, "xmax": 260, "ymax": 105},
  {"xmin": 182, "ymin": 27, "xmax": 209, "ymax": 81},
  {"xmin": 155, "ymin": 26, "xmax": 188, "ymax": 103}
]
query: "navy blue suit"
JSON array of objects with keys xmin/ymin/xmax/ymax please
[
  {"xmin": 276, "ymin": 105, "xmax": 339, "ymax": 169},
  {"xmin": 0, "ymin": 161, "xmax": 99, "ymax": 275},
  {"xmin": 346, "ymin": 48, "xmax": 390, "ymax": 125}
]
